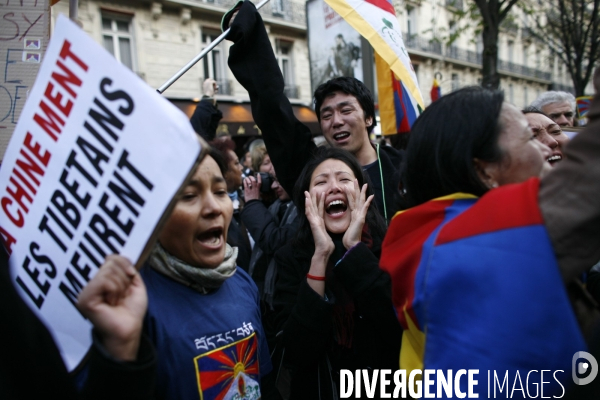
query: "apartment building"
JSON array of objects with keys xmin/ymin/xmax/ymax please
[
  {"xmin": 395, "ymin": 0, "xmax": 575, "ymax": 108},
  {"xmin": 50, "ymin": 0, "xmax": 577, "ymax": 140},
  {"xmin": 51, "ymin": 0, "xmax": 318, "ymax": 147}
]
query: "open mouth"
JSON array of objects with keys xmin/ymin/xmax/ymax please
[
  {"xmin": 197, "ymin": 227, "xmax": 224, "ymax": 247},
  {"xmin": 326, "ymin": 199, "xmax": 348, "ymax": 216},
  {"xmin": 333, "ymin": 132, "xmax": 350, "ymax": 142},
  {"xmin": 547, "ymin": 154, "xmax": 562, "ymax": 165}
]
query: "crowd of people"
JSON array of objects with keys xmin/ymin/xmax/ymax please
[{"xmin": 3, "ymin": 1, "xmax": 600, "ymax": 399}]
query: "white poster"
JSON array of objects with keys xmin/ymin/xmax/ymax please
[
  {"xmin": 0, "ymin": 15, "xmax": 202, "ymax": 370},
  {"xmin": 307, "ymin": 0, "xmax": 364, "ymax": 92}
]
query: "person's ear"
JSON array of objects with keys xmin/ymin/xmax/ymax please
[
  {"xmin": 365, "ymin": 115, "xmax": 373, "ymax": 128},
  {"xmin": 473, "ymin": 158, "xmax": 499, "ymax": 189}
]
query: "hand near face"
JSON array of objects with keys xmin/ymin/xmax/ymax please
[
  {"xmin": 305, "ymin": 190, "xmax": 335, "ymax": 258},
  {"xmin": 243, "ymin": 174, "xmax": 261, "ymax": 202},
  {"xmin": 342, "ymin": 179, "xmax": 373, "ymax": 250},
  {"xmin": 77, "ymin": 255, "xmax": 147, "ymax": 361}
]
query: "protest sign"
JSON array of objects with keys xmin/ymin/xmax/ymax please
[
  {"xmin": 0, "ymin": 0, "xmax": 50, "ymax": 159},
  {"xmin": 0, "ymin": 15, "xmax": 203, "ymax": 371}
]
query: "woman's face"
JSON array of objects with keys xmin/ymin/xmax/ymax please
[
  {"xmin": 159, "ymin": 156, "xmax": 233, "ymax": 269},
  {"xmin": 224, "ymin": 150, "xmax": 243, "ymax": 191},
  {"xmin": 524, "ymin": 112, "xmax": 570, "ymax": 165},
  {"xmin": 487, "ymin": 103, "xmax": 552, "ymax": 186},
  {"xmin": 309, "ymin": 158, "xmax": 356, "ymax": 234},
  {"xmin": 243, "ymin": 152, "xmax": 252, "ymax": 169},
  {"xmin": 259, "ymin": 154, "xmax": 273, "ymax": 174}
]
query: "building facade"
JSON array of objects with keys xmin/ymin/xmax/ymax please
[
  {"xmin": 394, "ymin": 0, "xmax": 576, "ymax": 109},
  {"xmin": 49, "ymin": 0, "xmax": 579, "ymax": 139},
  {"xmin": 51, "ymin": 0, "xmax": 317, "ymax": 146}
]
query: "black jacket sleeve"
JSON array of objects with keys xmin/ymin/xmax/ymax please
[
  {"xmin": 0, "ymin": 247, "xmax": 156, "ymax": 400},
  {"xmin": 241, "ymin": 200, "xmax": 299, "ymax": 255},
  {"xmin": 273, "ymin": 243, "xmax": 401, "ymax": 370},
  {"xmin": 333, "ymin": 243, "xmax": 402, "ymax": 369},
  {"xmin": 80, "ymin": 331, "xmax": 156, "ymax": 400},
  {"xmin": 226, "ymin": 1, "xmax": 316, "ymax": 197},
  {"xmin": 273, "ymin": 245, "xmax": 334, "ymax": 368},
  {"xmin": 189, "ymin": 98, "xmax": 222, "ymax": 142}
]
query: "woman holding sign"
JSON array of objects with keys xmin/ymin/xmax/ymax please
[{"xmin": 138, "ymin": 149, "xmax": 273, "ymax": 400}]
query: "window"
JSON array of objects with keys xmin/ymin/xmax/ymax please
[
  {"xmin": 202, "ymin": 28, "xmax": 229, "ymax": 94},
  {"xmin": 276, "ymin": 39, "xmax": 296, "ymax": 98},
  {"xmin": 507, "ymin": 40, "xmax": 514, "ymax": 63},
  {"xmin": 522, "ymin": 45, "xmax": 528, "ymax": 66},
  {"xmin": 102, "ymin": 13, "xmax": 135, "ymax": 70},
  {"xmin": 524, "ymin": 86, "xmax": 528, "ymax": 106},
  {"xmin": 451, "ymin": 73, "xmax": 459, "ymax": 91},
  {"xmin": 407, "ymin": 6, "xmax": 417, "ymax": 36},
  {"xmin": 272, "ymin": 0, "xmax": 284, "ymax": 15},
  {"xmin": 509, "ymin": 83, "xmax": 514, "ymax": 103},
  {"xmin": 449, "ymin": 20, "xmax": 458, "ymax": 36}
]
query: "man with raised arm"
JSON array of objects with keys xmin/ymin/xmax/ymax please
[{"xmin": 224, "ymin": 1, "xmax": 406, "ymax": 221}]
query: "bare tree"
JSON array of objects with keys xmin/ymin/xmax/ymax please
[
  {"xmin": 528, "ymin": 0, "xmax": 600, "ymax": 96},
  {"xmin": 474, "ymin": 0, "xmax": 520, "ymax": 89},
  {"xmin": 444, "ymin": 0, "xmax": 520, "ymax": 89}
]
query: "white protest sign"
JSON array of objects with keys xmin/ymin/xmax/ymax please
[{"xmin": 0, "ymin": 15, "xmax": 202, "ymax": 371}]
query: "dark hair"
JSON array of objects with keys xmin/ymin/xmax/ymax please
[
  {"xmin": 403, "ymin": 86, "xmax": 505, "ymax": 207},
  {"xmin": 313, "ymin": 77, "xmax": 377, "ymax": 134},
  {"xmin": 207, "ymin": 146, "xmax": 228, "ymax": 176},
  {"xmin": 209, "ymin": 137, "xmax": 236, "ymax": 167},
  {"xmin": 292, "ymin": 147, "xmax": 387, "ymax": 254}
]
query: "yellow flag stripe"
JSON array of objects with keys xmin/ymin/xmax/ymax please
[{"xmin": 324, "ymin": 0, "xmax": 424, "ymax": 108}]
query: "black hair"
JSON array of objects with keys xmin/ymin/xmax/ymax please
[
  {"xmin": 292, "ymin": 147, "xmax": 387, "ymax": 255},
  {"xmin": 209, "ymin": 137, "xmax": 236, "ymax": 167},
  {"xmin": 403, "ymin": 86, "xmax": 505, "ymax": 207},
  {"xmin": 208, "ymin": 146, "xmax": 228, "ymax": 177},
  {"xmin": 313, "ymin": 77, "xmax": 377, "ymax": 134}
]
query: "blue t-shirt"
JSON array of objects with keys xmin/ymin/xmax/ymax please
[{"xmin": 141, "ymin": 266, "xmax": 272, "ymax": 400}]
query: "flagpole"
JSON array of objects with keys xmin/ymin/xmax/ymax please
[
  {"xmin": 69, "ymin": 0, "xmax": 78, "ymax": 21},
  {"xmin": 157, "ymin": 0, "xmax": 270, "ymax": 94}
]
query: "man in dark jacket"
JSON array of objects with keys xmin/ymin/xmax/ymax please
[
  {"xmin": 224, "ymin": 1, "xmax": 406, "ymax": 221},
  {"xmin": 189, "ymin": 78, "xmax": 223, "ymax": 142}
]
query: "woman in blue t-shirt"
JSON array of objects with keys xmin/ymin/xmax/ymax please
[{"xmin": 139, "ymin": 149, "xmax": 272, "ymax": 400}]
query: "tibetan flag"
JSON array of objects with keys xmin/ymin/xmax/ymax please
[
  {"xmin": 376, "ymin": 52, "xmax": 418, "ymax": 134},
  {"xmin": 430, "ymin": 78, "xmax": 441, "ymax": 102},
  {"xmin": 577, "ymin": 96, "xmax": 593, "ymax": 118},
  {"xmin": 380, "ymin": 179, "xmax": 585, "ymax": 396},
  {"xmin": 324, "ymin": 0, "xmax": 423, "ymax": 131}
]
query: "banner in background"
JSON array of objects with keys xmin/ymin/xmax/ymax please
[
  {"xmin": 307, "ymin": 0, "xmax": 364, "ymax": 94},
  {"xmin": 324, "ymin": 0, "xmax": 423, "ymax": 135},
  {"xmin": 0, "ymin": 0, "xmax": 51, "ymax": 159},
  {"xmin": 0, "ymin": 15, "xmax": 202, "ymax": 370}
]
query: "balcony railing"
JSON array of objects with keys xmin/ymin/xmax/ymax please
[
  {"xmin": 445, "ymin": 46, "xmax": 482, "ymax": 64},
  {"xmin": 216, "ymin": 79, "xmax": 233, "ymax": 96},
  {"xmin": 194, "ymin": 0, "xmax": 306, "ymax": 26},
  {"xmin": 402, "ymin": 33, "xmax": 551, "ymax": 81},
  {"xmin": 497, "ymin": 60, "xmax": 551, "ymax": 80},
  {"xmin": 403, "ymin": 33, "xmax": 442, "ymax": 55},
  {"xmin": 550, "ymin": 82, "xmax": 575, "ymax": 94}
]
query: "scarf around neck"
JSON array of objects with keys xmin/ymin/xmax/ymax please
[{"xmin": 148, "ymin": 242, "xmax": 238, "ymax": 294}]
